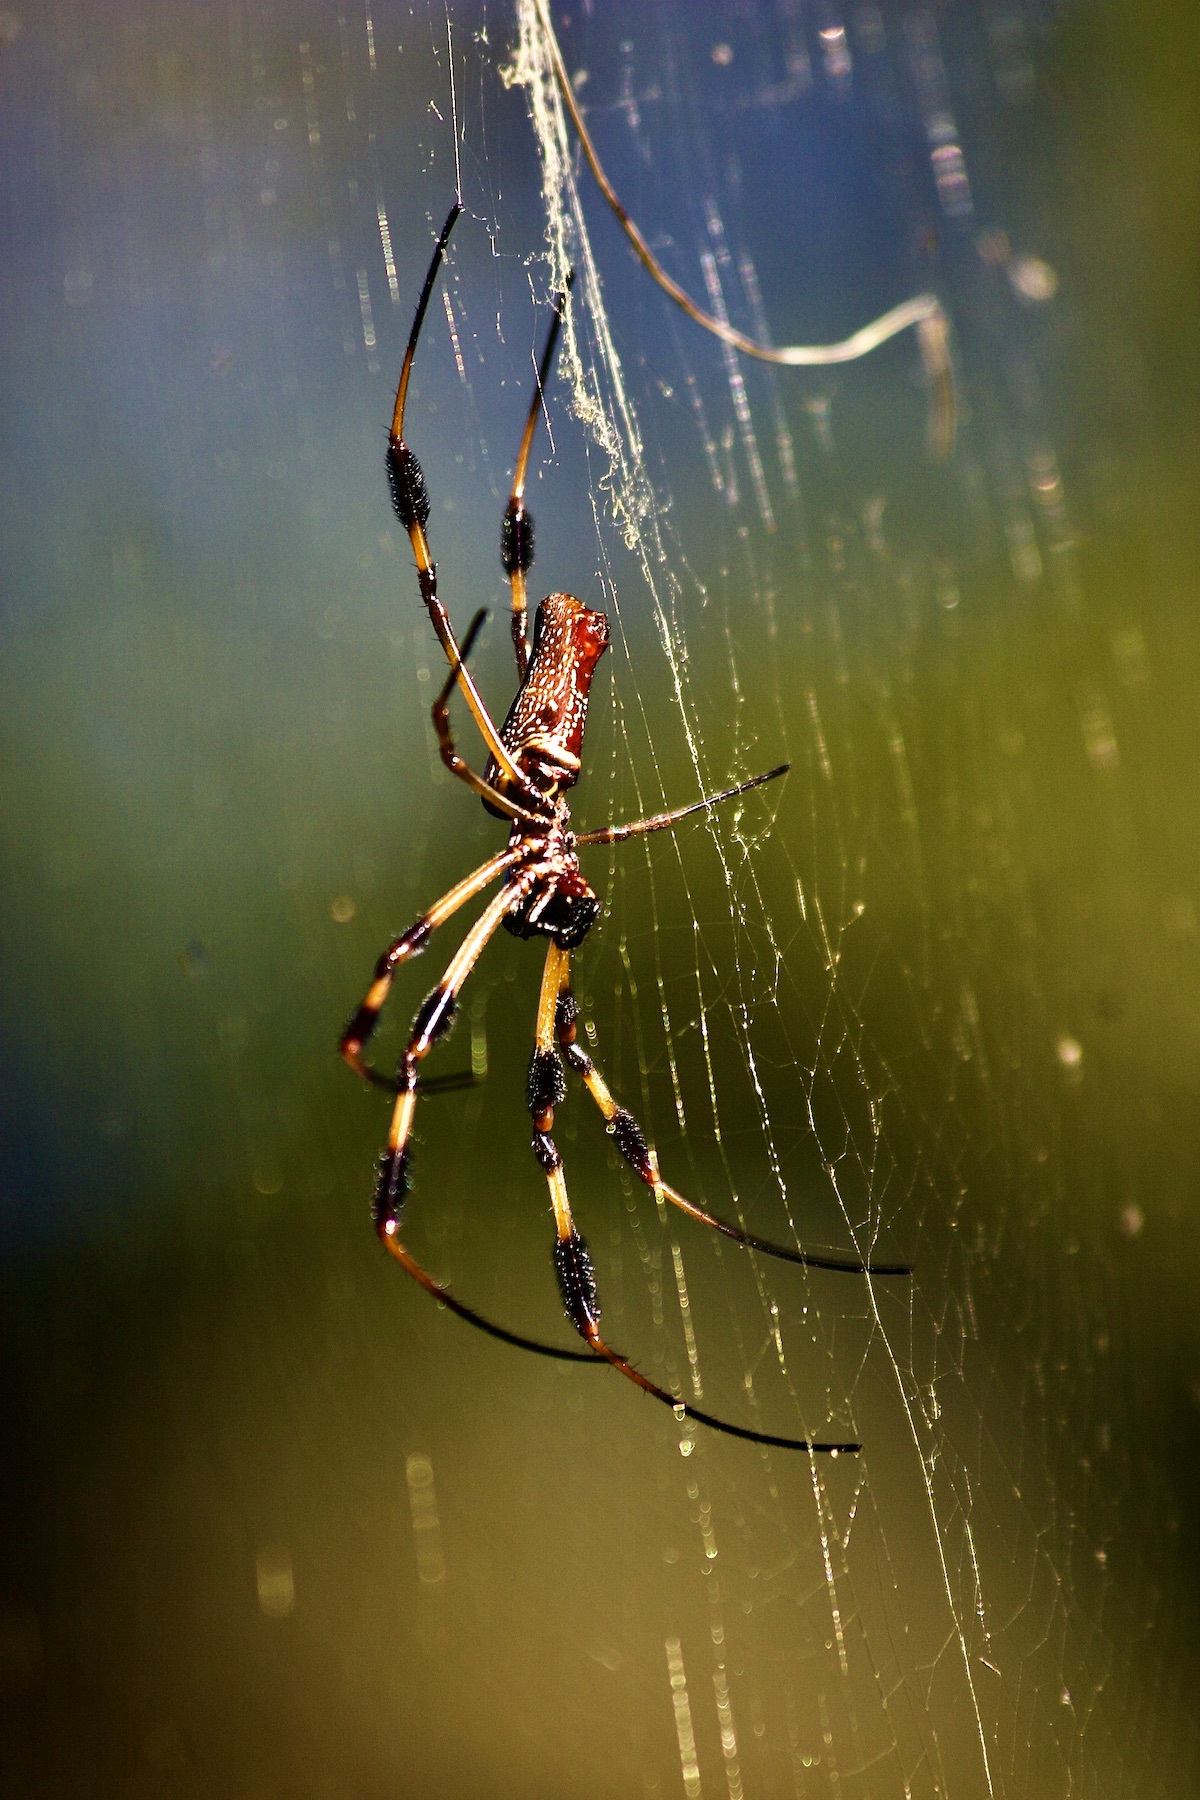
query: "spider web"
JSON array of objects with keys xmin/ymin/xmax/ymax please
[
  {"xmin": 412, "ymin": 2, "xmax": 1193, "ymax": 1794},
  {"xmin": 498, "ymin": 6, "xmax": 1044, "ymax": 1792},
  {"xmin": 4, "ymin": 0, "xmax": 1198, "ymax": 1795}
]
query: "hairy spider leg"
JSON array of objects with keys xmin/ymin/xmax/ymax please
[
  {"xmin": 429, "ymin": 609, "xmax": 548, "ymax": 826},
  {"xmin": 503, "ymin": 271, "xmax": 576, "ymax": 681},
  {"xmin": 339, "ymin": 846, "xmax": 521, "ymax": 1087},
  {"xmin": 386, "ymin": 203, "xmax": 548, "ymax": 812},
  {"xmin": 368, "ymin": 871, "xmax": 598, "ymax": 1365},
  {"xmin": 527, "ymin": 944, "xmax": 860, "ymax": 1453},
  {"xmin": 574, "ymin": 763, "xmax": 791, "ymax": 849},
  {"xmin": 549, "ymin": 959, "xmax": 910, "ymax": 1278},
  {"xmin": 374, "ymin": 879, "xmax": 528, "ymax": 1223},
  {"xmin": 571, "ymin": 760, "xmax": 901, "ymax": 1271},
  {"xmin": 378, "ymin": 1234, "xmax": 599, "ymax": 1364}
]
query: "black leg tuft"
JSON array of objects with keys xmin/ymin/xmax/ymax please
[
  {"xmin": 554, "ymin": 1231, "xmax": 600, "ymax": 1333},
  {"xmin": 501, "ymin": 501, "xmax": 536, "ymax": 576},
  {"xmin": 387, "ymin": 442, "xmax": 431, "ymax": 531},
  {"xmin": 612, "ymin": 1108, "xmax": 654, "ymax": 1183},
  {"xmin": 527, "ymin": 1047, "xmax": 567, "ymax": 1123},
  {"xmin": 554, "ymin": 990, "xmax": 580, "ymax": 1037}
]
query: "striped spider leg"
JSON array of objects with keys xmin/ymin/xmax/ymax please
[
  {"xmin": 341, "ymin": 205, "xmax": 909, "ymax": 1452},
  {"xmin": 539, "ymin": 948, "xmax": 910, "ymax": 1281},
  {"xmin": 502, "ymin": 267, "xmax": 575, "ymax": 679}
]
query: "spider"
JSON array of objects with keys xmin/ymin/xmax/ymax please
[{"xmin": 341, "ymin": 204, "xmax": 908, "ymax": 1453}]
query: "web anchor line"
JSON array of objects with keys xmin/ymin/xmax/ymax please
[{"xmin": 530, "ymin": 0, "xmax": 955, "ymax": 456}]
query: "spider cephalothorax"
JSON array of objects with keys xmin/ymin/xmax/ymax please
[
  {"xmin": 340, "ymin": 205, "xmax": 908, "ymax": 1453},
  {"xmin": 502, "ymin": 819, "xmax": 601, "ymax": 951}
]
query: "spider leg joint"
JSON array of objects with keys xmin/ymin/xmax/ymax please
[
  {"xmin": 532, "ymin": 1127, "xmax": 563, "ymax": 1173},
  {"xmin": 382, "ymin": 919, "xmax": 431, "ymax": 974}
]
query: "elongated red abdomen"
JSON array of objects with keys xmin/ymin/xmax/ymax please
[{"xmin": 484, "ymin": 593, "xmax": 609, "ymax": 804}]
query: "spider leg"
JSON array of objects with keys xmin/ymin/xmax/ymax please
[
  {"xmin": 550, "ymin": 958, "xmax": 910, "ymax": 1278},
  {"xmin": 370, "ymin": 869, "xmax": 597, "ymax": 1365},
  {"xmin": 386, "ymin": 204, "xmax": 546, "ymax": 811},
  {"xmin": 379, "ymin": 1236, "xmax": 597, "ymax": 1364},
  {"xmin": 575, "ymin": 763, "xmax": 790, "ymax": 848},
  {"xmin": 373, "ymin": 878, "xmax": 526, "ymax": 1223},
  {"xmin": 339, "ymin": 846, "xmax": 521, "ymax": 1087},
  {"xmin": 429, "ymin": 609, "xmax": 548, "ymax": 826},
  {"xmin": 503, "ymin": 271, "xmax": 575, "ymax": 679},
  {"xmin": 526, "ymin": 945, "xmax": 860, "ymax": 1452}
]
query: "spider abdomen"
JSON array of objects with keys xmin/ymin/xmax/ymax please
[{"xmin": 484, "ymin": 593, "xmax": 610, "ymax": 807}]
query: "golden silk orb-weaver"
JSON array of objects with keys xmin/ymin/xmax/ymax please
[{"xmin": 341, "ymin": 205, "xmax": 908, "ymax": 1451}]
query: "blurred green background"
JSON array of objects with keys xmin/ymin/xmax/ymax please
[{"xmin": 1, "ymin": 1, "xmax": 1198, "ymax": 1794}]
